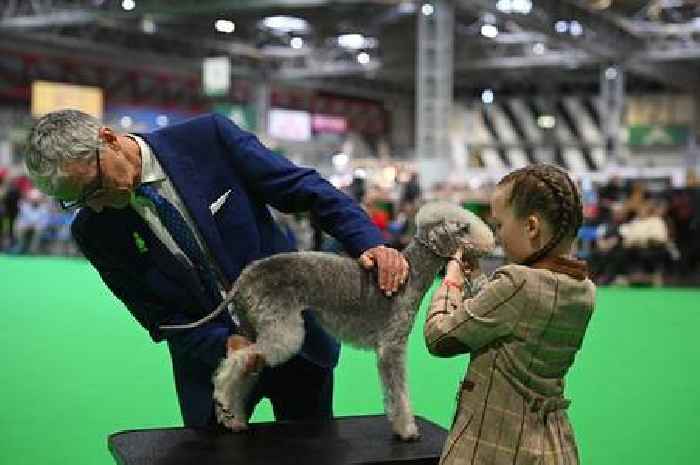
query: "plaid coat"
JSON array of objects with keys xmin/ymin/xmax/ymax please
[{"xmin": 425, "ymin": 258, "xmax": 595, "ymax": 465}]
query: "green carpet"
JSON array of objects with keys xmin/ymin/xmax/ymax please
[{"xmin": 1, "ymin": 255, "xmax": 699, "ymax": 464}]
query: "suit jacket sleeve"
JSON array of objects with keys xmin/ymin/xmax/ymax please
[
  {"xmin": 72, "ymin": 218, "xmax": 228, "ymax": 370},
  {"xmin": 211, "ymin": 114, "xmax": 384, "ymax": 257},
  {"xmin": 424, "ymin": 265, "xmax": 527, "ymax": 357}
]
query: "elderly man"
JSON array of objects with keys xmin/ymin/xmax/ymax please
[{"xmin": 25, "ymin": 110, "xmax": 408, "ymax": 428}]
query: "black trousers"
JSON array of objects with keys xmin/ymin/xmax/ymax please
[
  {"xmin": 203, "ymin": 354, "xmax": 334, "ymax": 430},
  {"xmin": 244, "ymin": 354, "xmax": 334, "ymax": 421}
]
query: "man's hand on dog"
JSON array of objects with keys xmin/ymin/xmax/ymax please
[
  {"xmin": 226, "ymin": 335, "xmax": 265, "ymax": 376},
  {"xmin": 359, "ymin": 245, "xmax": 409, "ymax": 297}
]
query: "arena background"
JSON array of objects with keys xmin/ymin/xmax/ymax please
[{"xmin": 2, "ymin": 255, "xmax": 698, "ymax": 465}]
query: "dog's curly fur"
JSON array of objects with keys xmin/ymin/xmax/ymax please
[{"xmin": 213, "ymin": 201, "xmax": 495, "ymax": 439}]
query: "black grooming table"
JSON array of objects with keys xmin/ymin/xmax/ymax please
[{"xmin": 108, "ymin": 415, "xmax": 447, "ymax": 465}]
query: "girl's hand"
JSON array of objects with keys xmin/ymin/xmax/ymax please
[
  {"xmin": 448, "ymin": 245, "xmax": 480, "ymax": 277},
  {"xmin": 445, "ymin": 247, "xmax": 466, "ymax": 286}
]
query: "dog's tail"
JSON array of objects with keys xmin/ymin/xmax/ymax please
[{"xmin": 158, "ymin": 284, "xmax": 242, "ymax": 331}]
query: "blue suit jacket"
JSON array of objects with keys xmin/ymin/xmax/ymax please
[{"xmin": 71, "ymin": 114, "xmax": 384, "ymax": 426}]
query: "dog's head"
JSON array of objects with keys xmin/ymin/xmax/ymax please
[{"xmin": 415, "ymin": 201, "xmax": 495, "ymax": 258}]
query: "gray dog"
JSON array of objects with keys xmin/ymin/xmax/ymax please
[{"xmin": 212, "ymin": 201, "xmax": 495, "ymax": 440}]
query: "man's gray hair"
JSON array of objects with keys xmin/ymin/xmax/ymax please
[{"xmin": 24, "ymin": 109, "xmax": 103, "ymax": 195}]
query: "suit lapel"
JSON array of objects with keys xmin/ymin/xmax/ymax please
[
  {"xmin": 141, "ymin": 131, "xmax": 236, "ymax": 286},
  {"xmin": 94, "ymin": 207, "xmax": 215, "ymax": 312},
  {"xmin": 103, "ymin": 207, "xmax": 195, "ymax": 286}
]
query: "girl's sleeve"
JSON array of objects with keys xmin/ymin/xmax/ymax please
[{"xmin": 424, "ymin": 266, "xmax": 527, "ymax": 357}]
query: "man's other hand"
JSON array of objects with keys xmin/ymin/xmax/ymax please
[
  {"xmin": 226, "ymin": 335, "xmax": 265, "ymax": 376},
  {"xmin": 359, "ymin": 245, "xmax": 409, "ymax": 297}
]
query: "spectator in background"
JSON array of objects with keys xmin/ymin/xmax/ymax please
[
  {"xmin": 597, "ymin": 174, "xmax": 627, "ymax": 223},
  {"xmin": 400, "ymin": 172, "xmax": 421, "ymax": 205},
  {"xmin": 592, "ymin": 202, "xmax": 627, "ymax": 285},
  {"xmin": 618, "ymin": 201, "xmax": 673, "ymax": 286},
  {"xmin": 2, "ymin": 177, "xmax": 22, "ymax": 251},
  {"xmin": 598, "ymin": 175, "xmax": 627, "ymax": 204},
  {"xmin": 667, "ymin": 169, "xmax": 700, "ymax": 280},
  {"xmin": 11, "ymin": 188, "xmax": 51, "ymax": 254},
  {"xmin": 623, "ymin": 180, "xmax": 651, "ymax": 219},
  {"xmin": 362, "ymin": 185, "xmax": 392, "ymax": 240},
  {"xmin": 349, "ymin": 176, "xmax": 366, "ymax": 205},
  {"xmin": 388, "ymin": 199, "xmax": 419, "ymax": 251},
  {"xmin": 0, "ymin": 167, "xmax": 7, "ymax": 250},
  {"xmin": 44, "ymin": 203, "xmax": 78, "ymax": 256},
  {"xmin": 312, "ymin": 176, "xmax": 367, "ymax": 253}
]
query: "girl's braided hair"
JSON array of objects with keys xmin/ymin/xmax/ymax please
[{"xmin": 497, "ymin": 164, "xmax": 583, "ymax": 266}]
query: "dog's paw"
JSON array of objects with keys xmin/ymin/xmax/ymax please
[
  {"xmin": 214, "ymin": 401, "xmax": 232, "ymax": 423},
  {"xmin": 394, "ymin": 422, "xmax": 421, "ymax": 442},
  {"xmin": 223, "ymin": 417, "xmax": 249, "ymax": 432},
  {"xmin": 215, "ymin": 402, "xmax": 249, "ymax": 432}
]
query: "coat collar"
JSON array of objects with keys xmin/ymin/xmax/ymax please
[{"xmin": 531, "ymin": 255, "xmax": 589, "ymax": 281}]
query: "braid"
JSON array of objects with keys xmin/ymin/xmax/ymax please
[
  {"xmin": 522, "ymin": 168, "xmax": 571, "ymax": 265},
  {"xmin": 497, "ymin": 164, "xmax": 583, "ymax": 266},
  {"xmin": 564, "ymin": 169, "xmax": 584, "ymax": 233}
]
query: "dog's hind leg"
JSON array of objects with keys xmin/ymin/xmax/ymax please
[
  {"xmin": 213, "ymin": 347, "xmax": 259, "ymax": 431},
  {"xmin": 376, "ymin": 338, "xmax": 420, "ymax": 441},
  {"xmin": 213, "ymin": 310, "xmax": 306, "ymax": 431},
  {"xmin": 253, "ymin": 310, "xmax": 306, "ymax": 367}
]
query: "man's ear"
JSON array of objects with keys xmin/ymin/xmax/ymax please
[
  {"xmin": 526, "ymin": 214, "xmax": 541, "ymax": 240},
  {"xmin": 99, "ymin": 126, "xmax": 119, "ymax": 148}
]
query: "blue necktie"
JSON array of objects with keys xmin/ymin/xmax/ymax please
[{"xmin": 136, "ymin": 184, "xmax": 221, "ymax": 307}]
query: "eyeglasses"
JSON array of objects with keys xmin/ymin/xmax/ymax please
[{"xmin": 59, "ymin": 147, "xmax": 103, "ymax": 210}]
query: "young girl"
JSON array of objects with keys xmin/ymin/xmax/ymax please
[{"xmin": 425, "ymin": 164, "xmax": 595, "ymax": 465}]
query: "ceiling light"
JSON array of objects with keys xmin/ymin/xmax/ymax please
[
  {"xmin": 555, "ymin": 20, "xmax": 568, "ymax": 33},
  {"xmin": 537, "ymin": 115, "xmax": 556, "ymax": 129},
  {"xmin": 496, "ymin": 0, "xmax": 511, "ymax": 11},
  {"xmin": 399, "ymin": 2, "xmax": 416, "ymax": 14},
  {"xmin": 121, "ymin": 0, "xmax": 135, "ymax": 11},
  {"xmin": 512, "ymin": 0, "xmax": 532, "ymax": 14},
  {"xmin": 569, "ymin": 20, "xmax": 583, "ymax": 36},
  {"xmin": 338, "ymin": 33, "xmax": 365, "ymax": 50},
  {"xmin": 496, "ymin": 0, "xmax": 532, "ymax": 14},
  {"xmin": 333, "ymin": 153, "xmax": 349, "ymax": 169},
  {"xmin": 141, "ymin": 17, "xmax": 156, "ymax": 34},
  {"xmin": 290, "ymin": 37, "xmax": 304, "ymax": 49},
  {"xmin": 588, "ymin": 0, "xmax": 611, "ymax": 9},
  {"xmin": 215, "ymin": 19, "xmax": 235, "ymax": 33},
  {"xmin": 481, "ymin": 24, "xmax": 499, "ymax": 38},
  {"xmin": 481, "ymin": 89, "xmax": 494, "ymax": 104},
  {"xmin": 262, "ymin": 15, "xmax": 309, "ymax": 33},
  {"xmin": 156, "ymin": 115, "xmax": 169, "ymax": 127},
  {"xmin": 421, "ymin": 3, "xmax": 434, "ymax": 16},
  {"xmin": 354, "ymin": 168, "xmax": 367, "ymax": 179}
]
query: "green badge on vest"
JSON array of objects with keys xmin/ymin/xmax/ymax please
[{"xmin": 133, "ymin": 231, "xmax": 149, "ymax": 254}]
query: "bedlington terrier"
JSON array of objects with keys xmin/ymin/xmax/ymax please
[{"xmin": 212, "ymin": 201, "xmax": 495, "ymax": 440}]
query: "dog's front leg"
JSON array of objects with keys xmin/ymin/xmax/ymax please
[{"xmin": 377, "ymin": 340, "xmax": 420, "ymax": 441}]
